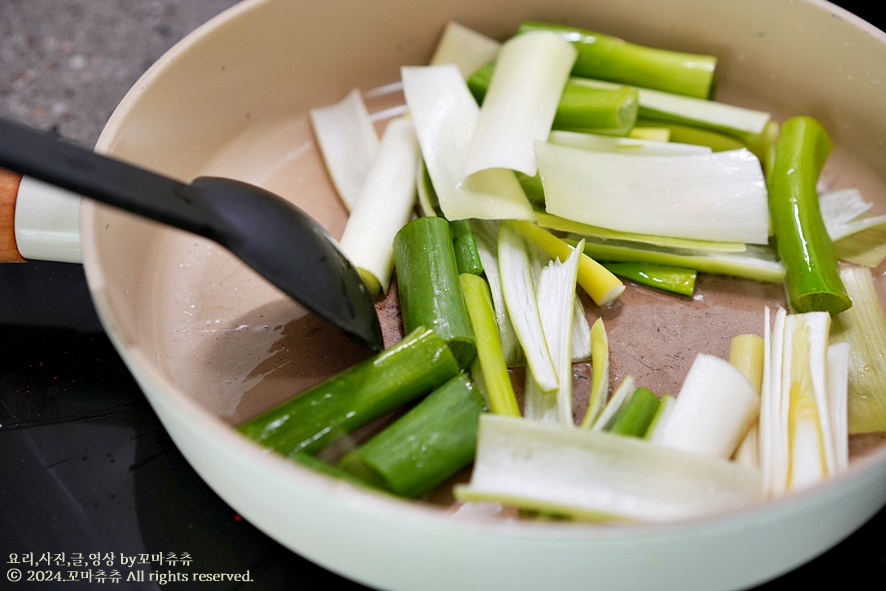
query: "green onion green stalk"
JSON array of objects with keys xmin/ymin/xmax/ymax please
[
  {"xmin": 339, "ymin": 374, "xmax": 487, "ymax": 498},
  {"xmin": 768, "ymin": 116, "xmax": 851, "ymax": 314},
  {"xmin": 516, "ymin": 21, "xmax": 717, "ymax": 99},
  {"xmin": 236, "ymin": 327, "xmax": 460, "ymax": 457},
  {"xmin": 393, "ymin": 216, "xmax": 478, "ymax": 368},
  {"xmin": 468, "ymin": 62, "xmax": 639, "ymax": 134}
]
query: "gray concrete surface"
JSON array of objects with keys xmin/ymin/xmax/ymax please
[{"xmin": 0, "ymin": 0, "xmax": 241, "ymax": 148}]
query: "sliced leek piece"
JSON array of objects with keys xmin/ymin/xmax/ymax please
[
  {"xmin": 464, "ymin": 31, "xmax": 577, "ymax": 178},
  {"xmin": 537, "ymin": 142, "xmax": 770, "ymax": 245},
  {"xmin": 471, "ymin": 219, "xmax": 523, "ymax": 367},
  {"xmin": 498, "ymin": 222, "xmax": 558, "ymax": 392},
  {"xmin": 535, "ymin": 210, "xmax": 747, "ymax": 253},
  {"xmin": 339, "ymin": 118, "xmax": 419, "ymax": 296},
  {"xmin": 454, "ymin": 414, "xmax": 762, "ymax": 523},
  {"xmin": 308, "ymin": 88, "xmax": 379, "ymax": 211},
  {"xmin": 523, "ymin": 243, "xmax": 582, "ymax": 424},
  {"xmin": 548, "ymin": 130, "xmax": 711, "ymax": 155},
  {"xmin": 761, "ymin": 307, "xmax": 848, "ymax": 497},
  {"xmin": 820, "ymin": 187, "xmax": 886, "ymax": 268},
  {"xmin": 579, "ymin": 317, "xmax": 610, "ymax": 429},
  {"xmin": 570, "ymin": 77, "xmax": 771, "ymax": 136},
  {"xmin": 430, "ymin": 21, "xmax": 501, "ymax": 80},
  {"xmin": 830, "ymin": 266, "xmax": 886, "ymax": 434},
  {"xmin": 729, "ymin": 333, "xmax": 764, "ymax": 469},
  {"xmin": 401, "ymin": 65, "xmax": 535, "ymax": 221},
  {"xmin": 509, "ymin": 220, "xmax": 624, "ymax": 307},
  {"xmin": 656, "ymin": 353, "xmax": 760, "ymax": 459},
  {"xmin": 571, "ymin": 237, "xmax": 785, "ymax": 284}
]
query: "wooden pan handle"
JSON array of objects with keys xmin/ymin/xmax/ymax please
[{"xmin": 0, "ymin": 167, "xmax": 27, "ymax": 262}]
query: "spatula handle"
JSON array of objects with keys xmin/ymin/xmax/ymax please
[{"xmin": 0, "ymin": 167, "xmax": 26, "ymax": 262}]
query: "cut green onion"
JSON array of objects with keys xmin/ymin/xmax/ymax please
[
  {"xmin": 498, "ymin": 222, "xmax": 558, "ymax": 392},
  {"xmin": 570, "ymin": 237, "xmax": 785, "ymax": 284},
  {"xmin": 645, "ymin": 393, "xmax": 677, "ymax": 444},
  {"xmin": 608, "ymin": 387, "xmax": 662, "ymax": 438},
  {"xmin": 308, "ymin": 88, "xmax": 380, "ymax": 211},
  {"xmin": 580, "ymin": 317, "xmax": 610, "ymax": 429},
  {"xmin": 785, "ymin": 311, "xmax": 835, "ymax": 491},
  {"xmin": 393, "ymin": 217, "xmax": 477, "ymax": 369},
  {"xmin": 451, "ymin": 219, "xmax": 484, "ymax": 275},
  {"xmin": 471, "ymin": 220, "xmax": 524, "ymax": 367},
  {"xmin": 339, "ymin": 373, "xmax": 486, "ymax": 498},
  {"xmin": 509, "ymin": 220, "xmax": 625, "ymax": 307},
  {"xmin": 429, "ymin": 21, "xmax": 501, "ymax": 80},
  {"xmin": 588, "ymin": 375, "xmax": 636, "ymax": 431},
  {"xmin": 463, "ymin": 31, "xmax": 577, "ymax": 177},
  {"xmin": 761, "ymin": 307, "xmax": 848, "ymax": 497},
  {"xmin": 523, "ymin": 242, "xmax": 582, "ymax": 424},
  {"xmin": 821, "ymin": 187, "xmax": 886, "ymax": 268},
  {"xmin": 517, "ymin": 21, "xmax": 717, "ymax": 99},
  {"xmin": 830, "ymin": 265, "xmax": 886, "ymax": 434},
  {"xmin": 642, "ymin": 119, "xmax": 747, "ymax": 152},
  {"xmin": 415, "ymin": 158, "xmax": 441, "ymax": 217},
  {"xmin": 338, "ymin": 117, "xmax": 419, "ymax": 297},
  {"xmin": 236, "ymin": 327, "xmax": 460, "ymax": 458},
  {"xmin": 768, "ymin": 116, "xmax": 851, "ymax": 314},
  {"xmin": 537, "ymin": 142, "xmax": 770, "ymax": 245},
  {"xmin": 729, "ymin": 333, "xmax": 764, "ymax": 469},
  {"xmin": 827, "ymin": 342, "xmax": 850, "ymax": 473},
  {"xmin": 468, "ymin": 63, "xmax": 639, "ymax": 135},
  {"xmin": 602, "ymin": 262, "xmax": 696, "ymax": 297},
  {"xmin": 454, "ymin": 414, "xmax": 761, "ymax": 523},
  {"xmin": 628, "ymin": 127, "xmax": 671, "ymax": 142},
  {"xmin": 401, "ymin": 64, "xmax": 535, "ymax": 221},
  {"xmin": 459, "ymin": 272, "xmax": 521, "ymax": 417},
  {"xmin": 535, "ymin": 210, "xmax": 747, "ymax": 253},
  {"xmin": 656, "ymin": 353, "xmax": 760, "ymax": 459},
  {"xmin": 568, "ymin": 76, "xmax": 770, "ymax": 137},
  {"xmin": 548, "ymin": 130, "xmax": 710, "ymax": 155}
]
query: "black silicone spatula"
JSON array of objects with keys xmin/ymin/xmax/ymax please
[{"xmin": 0, "ymin": 118, "xmax": 383, "ymax": 351}]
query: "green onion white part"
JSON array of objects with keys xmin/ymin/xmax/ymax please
[
  {"xmin": 537, "ymin": 142, "xmax": 770, "ymax": 245},
  {"xmin": 655, "ymin": 353, "xmax": 760, "ymax": 460},
  {"xmin": 523, "ymin": 242, "xmax": 583, "ymax": 424},
  {"xmin": 820, "ymin": 187, "xmax": 886, "ymax": 267},
  {"xmin": 463, "ymin": 30, "xmax": 576, "ymax": 178},
  {"xmin": 401, "ymin": 64, "xmax": 535, "ymax": 221},
  {"xmin": 728, "ymin": 334, "xmax": 765, "ymax": 470},
  {"xmin": 498, "ymin": 222, "xmax": 558, "ymax": 393},
  {"xmin": 830, "ymin": 266, "xmax": 886, "ymax": 434},
  {"xmin": 761, "ymin": 307, "xmax": 850, "ymax": 497},
  {"xmin": 548, "ymin": 130, "xmax": 712, "ymax": 155},
  {"xmin": 308, "ymin": 88, "xmax": 379, "ymax": 211},
  {"xmin": 645, "ymin": 394, "xmax": 677, "ymax": 444},
  {"xmin": 429, "ymin": 21, "xmax": 501, "ymax": 80},
  {"xmin": 579, "ymin": 317, "xmax": 609, "ymax": 429},
  {"xmin": 827, "ymin": 342, "xmax": 850, "ymax": 473},
  {"xmin": 570, "ymin": 301, "xmax": 592, "ymax": 363},
  {"xmin": 454, "ymin": 414, "xmax": 762, "ymax": 523},
  {"xmin": 338, "ymin": 118, "xmax": 419, "ymax": 296},
  {"xmin": 536, "ymin": 210, "xmax": 748, "ymax": 253},
  {"xmin": 471, "ymin": 220, "xmax": 524, "ymax": 367},
  {"xmin": 572, "ymin": 238, "xmax": 785, "ymax": 284}
]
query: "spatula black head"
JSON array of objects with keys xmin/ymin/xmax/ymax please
[
  {"xmin": 0, "ymin": 118, "xmax": 384, "ymax": 351},
  {"xmin": 189, "ymin": 176, "xmax": 382, "ymax": 350}
]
